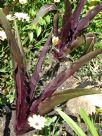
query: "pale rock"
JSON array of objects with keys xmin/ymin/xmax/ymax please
[{"xmin": 65, "ymin": 94, "xmax": 102, "ymax": 116}]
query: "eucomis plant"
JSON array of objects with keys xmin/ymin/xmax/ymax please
[{"xmin": 0, "ymin": 0, "xmax": 102, "ymax": 134}]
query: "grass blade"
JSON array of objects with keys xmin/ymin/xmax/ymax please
[
  {"xmin": 55, "ymin": 108, "xmax": 87, "ymax": 136},
  {"xmin": 80, "ymin": 108, "xmax": 99, "ymax": 136}
]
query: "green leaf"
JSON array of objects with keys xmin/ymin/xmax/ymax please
[
  {"xmin": 28, "ymin": 32, "xmax": 33, "ymax": 42},
  {"xmin": 38, "ymin": 88, "xmax": 101, "ymax": 115},
  {"xmin": 39, "ymin": 18, "xmax": 46, "ymax": 26},
  {"xmin": 45, "ymin": 15, "xmax": 51, "ymax": 24},
  {"xmin": 55, "ymin": 108, "xmax": 87, "ymax": 136},
  {"xmin": 45, "ymin": 116, "xmax": 57, "ymax": 126},
  {"xmin": 29, "ymin": 9, "xmax": 36, "ymax": 17},
  {"xmin": 36, "ymin": 26, "xmax": 42, "ymax": 37},
  {"xmin": 80, "ymin": 108, "xmax": 99, "ymax": 136}
]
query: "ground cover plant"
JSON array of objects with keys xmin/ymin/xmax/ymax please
[
  {"xmin": 56, "ymin": 108, "xmax": 101, "ymax": 136},
  {"xmin": 0, "ymin": 0, "xmax": 102, "ymax": 135}
]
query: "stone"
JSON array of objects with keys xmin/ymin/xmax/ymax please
[{"xmin": 65, "ymin": 94, "xmax": 102, "ymax": 116}]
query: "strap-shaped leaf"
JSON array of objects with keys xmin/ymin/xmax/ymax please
[
  {"xmin": 0, "ymin": 9, "xmax": 23, "ymax": 67},
  {"xmin": 55, "ymin": 108, "xmax": 87, "ymax": 136},
  {"xmin": 53, "ymin": 13, "xmax": 59, "ymax": 36},
  {"xmin": 65, "ymin": 36, "xmax": 85, "ymax": 54},
  {"xmin": 64, "ymin": 33, "xmax": 96, "ymax": 54},
  {"xmin": 85, "ymin": 33, "xmax": 96, "ymax": 53},
  {"xmin": 72, "ymin": 0, "xmax": 86, "ymax": 28},
  {"xmin": 62, "ymin": 0, "xmax": 72, "ymax": 26},
  {"xmin": 61, "ymin": 0, "xmax": 72, "ymax": 41},
  {"xmin": 32, "ymin": 4, "xmax": 57, "ymax": 25},
  {"xmin": 29, "ymin": 31, "xmax": 52, "ymax": 100},
  {"xmin": 30, "ymin": 49, "xmax": 102, "ymax": 113},
  {"xmin": 80, "ymin": 108, "xmax": 99, "ymax": 136},
  {"xmin": 75, "ymin": 4, "xmax": 102, "ymax": 35},
  {"xmin": 39, "ymin": 49, "xmax": 102, "ymax": 100},
  {"xmin": 14, "ymin": 67, "xmax": 30, "ymax": 133},
  {"xmin": 14, "ymin": 20, "xmax": 26, "ymax": 67},
  {"xmin": 38, "ymin": 88, "xmax": 102, "ymax": 115}
]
